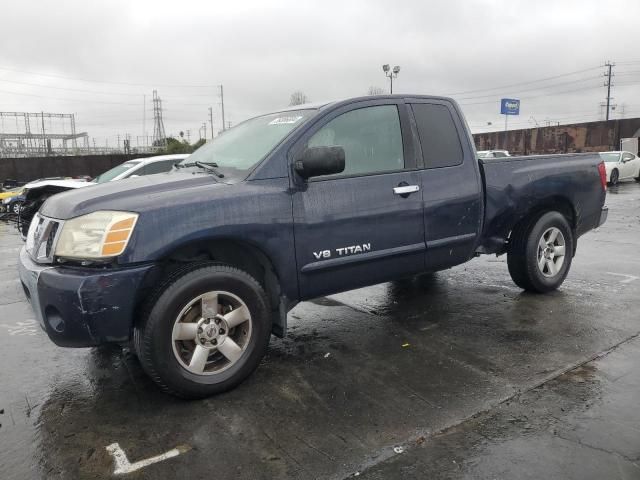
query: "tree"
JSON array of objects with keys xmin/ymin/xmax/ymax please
[
  {"xmin": 191, "ymin": 138, "xmax": 207, "ymax": 151},
  {"xmin": 367, "ymin": 86, "xmax": 385, "ymax": 96},
  {"xmin": 163, "ymin": 137, "xmax": 193, "ymax": 154},
  {"xmin": 289, "ymin": 91, "xmax": 309, "ymax": 106}
]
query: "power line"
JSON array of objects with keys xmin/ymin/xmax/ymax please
[
  {"xmin": 459, "ymin": 82, "xmax": 606, "ymax": 106},
  {"xmin": 0, "ymin": 87, "xmax": 142, "ymax": 105},
  {"xmin": 0, "ymin": 66, "xmax": 217, "ymax": 88},
  {"xmin": 443, "ymin": 65, "xmax": 601, "ymax": 96},
  {"xmin": 0, "ymin": 77, "xmax": 219, "ymax": 99},
  {"xmin": 455, "ymin": 75, "xmax": 603, "ymax": 101}
]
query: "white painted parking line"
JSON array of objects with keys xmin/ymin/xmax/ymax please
[
  {"xmin": 106, "ymin": 442, "xmax": 189, "ymax": 475},
  {"xmin": 605, "ymin": 272, "xmax": 639, "ymax": 284}
]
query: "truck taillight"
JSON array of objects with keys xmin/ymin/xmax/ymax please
[{"xmin": 598, "ymin": 162, "xmax": 607, "ymax": 191}]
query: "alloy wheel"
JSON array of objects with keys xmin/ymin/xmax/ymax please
[{"xmin": 171, "ymin": 290, "xmax": 252, "ymax": 375}]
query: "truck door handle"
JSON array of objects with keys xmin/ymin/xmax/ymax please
[{"xmin": 393, "ymin": 185, "xmax": 420, "ymax": 196}]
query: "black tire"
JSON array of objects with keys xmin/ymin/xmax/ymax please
[
  {"xmin": 507, "ymin": 211, "xmax": 574, "ymax": 293},
  {"xmin": 134, "ymin": 263, "xmax": 271, "ymax": 399},
  {"xmin": 609, "ymin": 169, "xmax": 619, "ymax": 186}
]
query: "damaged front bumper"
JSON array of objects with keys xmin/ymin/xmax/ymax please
[{"xmin": 18, "ymin": 247, "xmax": 155, "ymax": 347}]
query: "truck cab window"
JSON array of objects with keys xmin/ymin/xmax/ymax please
[
  {"xmin": 411, "ymin": 104, "xmax": 463, "ymax": 168},
  {"xmin": 307, "ymin": 105, "xmax": 404, "ymax": 177}
]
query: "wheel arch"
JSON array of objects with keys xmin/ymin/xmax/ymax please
[
  {"xmin": 144, "ymin": 236, "xmax": 288, "ymax": 337},
  {"xmin": 509, "ymin": 196, "xmax": 577, "ymax": 252}
]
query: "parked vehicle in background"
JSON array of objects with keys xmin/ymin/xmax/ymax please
[
  {"xmin": 17, "ymin": 95, "xmax": 608, "ymax": 398},
  {"xmin": 2, "ymin": 193, "xmax": 25, "ymax": 215},
  {"xmin": 600, "ymin": 151, "xmax": 640, "ymax": 185},
  {"xmin": 93, "ymin": 154, "xmax": 189, "ymax": 183},
  {"xmin": 0, "ymin": 186, "xmax": 23, "ymax": 201},
  {"xmin": 1, "ymin": 177, "xmax": 87, "ymax": 214},
  {"xmin": 16, "ymin": 154, "xmax": 189, "ymax": 236},
  {"xmin": 2, "ymin": 179, "xmax": 26, "ymax": 191},
  {"xmin": 477, "ymin": 150, "xmax": 510, "ymax": 159}
]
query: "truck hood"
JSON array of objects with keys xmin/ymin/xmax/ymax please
[{"xmin": 40, "ymin": 172, "xmax": 226, "ymax": 220}]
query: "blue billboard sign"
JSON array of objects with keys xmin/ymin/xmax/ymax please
[{"xmin": 500, "ymin": 98, "xmax": 520, "ymax": 115}]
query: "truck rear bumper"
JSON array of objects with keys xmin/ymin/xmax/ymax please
[
  {"xmin": 598, "ymin": 206, "xmax": 608, "ymax": 227},
  {"xmin": 18, "ymin": 247, "xmax": 155, "ymax": 347}
]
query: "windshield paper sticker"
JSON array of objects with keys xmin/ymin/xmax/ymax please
[{"xmin": 269, "ymin": 115, "xmax": 303, "ymax": 125}]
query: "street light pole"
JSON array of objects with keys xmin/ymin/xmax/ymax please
[{"xmin": 382, "ymin": 64, "xmax": 401, "ymax": 94}]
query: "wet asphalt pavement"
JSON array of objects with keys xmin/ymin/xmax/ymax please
[{"xmin": 0, "ymin": 182, "xmax": 639, "ymax": 479}]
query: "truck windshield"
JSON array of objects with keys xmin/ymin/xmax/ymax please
[
  {"xmin": 94, "ymin": 161, "xmax": 141, "ymax": 183},
  {"xmin": 180, "ymin": 109, "xmax": 315, "ymax": 174},
  {"xmin": 599, "ymin": 153, "xmax": 620, "ymax": 163}
]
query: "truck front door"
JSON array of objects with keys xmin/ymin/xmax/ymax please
[{"xmin": 291, "ymin": 101, "xmax": 425, "ymax": 299}]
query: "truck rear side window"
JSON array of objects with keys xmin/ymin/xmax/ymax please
[
  {"xmin": 307, "ymin": 105, "xmax": 404, "ymax": 177},
  {"xmin": 411, "ymin": 104, "xmax": 463, "ymax": 168}
]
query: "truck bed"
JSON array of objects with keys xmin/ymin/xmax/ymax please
[{"xmin": 477, "ymin": 153, "xmax": 606, "ymax": 254}]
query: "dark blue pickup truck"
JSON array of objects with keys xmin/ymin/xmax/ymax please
[{"xmin": 18, "ymin": 95, "xmax": 608, "ymax": 398}]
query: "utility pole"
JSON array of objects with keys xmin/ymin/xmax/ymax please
[
  {"xmin": 604, "ymin": 61, "xmax": 615, "ymax": 121},
  {"xmin": 40, "ymin": 112, "xmax": 47, "ymax": 155},
  {"xmin": 151, "ymin": 90, "xmax": 167, "ymax": 148},
  {"xmin": 208, "ymin": 107, "xmax": 214, "ymax": 139},
  {"xmin": 219, "ymin": 85, "xmax": 226, "ymax": 132},
  {"xmin": 143, "ymin": 94, "xmax": 146, "ymax": 146}
]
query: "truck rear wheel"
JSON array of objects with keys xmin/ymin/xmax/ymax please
[
  {"xmin": 134, "ymin": 264, "xmax": 271, "ymax": 398},
  {"xmin": 507, "ymin": 211, "xmax": 574, "ymax": 293}
]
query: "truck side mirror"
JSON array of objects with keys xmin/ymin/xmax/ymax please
[{"xmin": 294, "ymin": 146, "xmax": 345, "ymax": 179}]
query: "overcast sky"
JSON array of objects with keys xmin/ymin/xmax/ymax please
[{"xmin": 1, "ymin": 0, "xmax": 639, "ymax": 146}]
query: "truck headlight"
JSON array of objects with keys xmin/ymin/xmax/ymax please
[{"xmin": 55, "ymin": 211, "xmax": 139, "ymax": 259}]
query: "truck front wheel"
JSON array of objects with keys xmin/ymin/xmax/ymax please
[
  {"xmin": 507, "ymin": 211, "xmax": 574, "ymax": 293},
  {"xmin": 134, "ymin": 264, "xmax": 272, "ymax": 398}
]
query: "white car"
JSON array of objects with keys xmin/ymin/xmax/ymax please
[
  {"xmin": 93, "ymin": 154, "xmax": 189, "ymax": 183},
  {"xmin": 600, "ymin": 151, "xmax": 640, "ymax": 185},
  {"xmin": 477, "ymin": 150, "xmax": 511, "ymax": 159},
  {"xmin": 22, "ymin": 154, "xmax": 191, "ymax": 195},
  {"xmin": 16, "ymin": 154, "xmax": 190, "ymax": 235}
]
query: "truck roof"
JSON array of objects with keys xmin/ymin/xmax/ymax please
[{"xmin": 275, "ymin": 95, "xmax": 459, "ymax": 114}]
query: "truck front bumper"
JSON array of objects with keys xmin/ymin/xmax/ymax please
[{"xmin": 18, "ymin": 247, "xmax": 155, "ymax": 347}]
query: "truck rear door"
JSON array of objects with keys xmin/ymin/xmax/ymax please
[
  {"xmin": 407, "ymin": 100, "xmax": 484, "ymax": 271},
  {"xmin": 291, "ymin": 100, "xmax": 425, "ymax": 299}
]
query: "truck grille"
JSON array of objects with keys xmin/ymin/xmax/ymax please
[{"xmin": 26, "ymin": 214, "xmax": 63, "ymax": 263}]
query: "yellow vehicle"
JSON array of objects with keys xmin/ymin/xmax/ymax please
[{"xmin": 0, "ymin": 187, "xmax": 23, "ymax": 201}]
